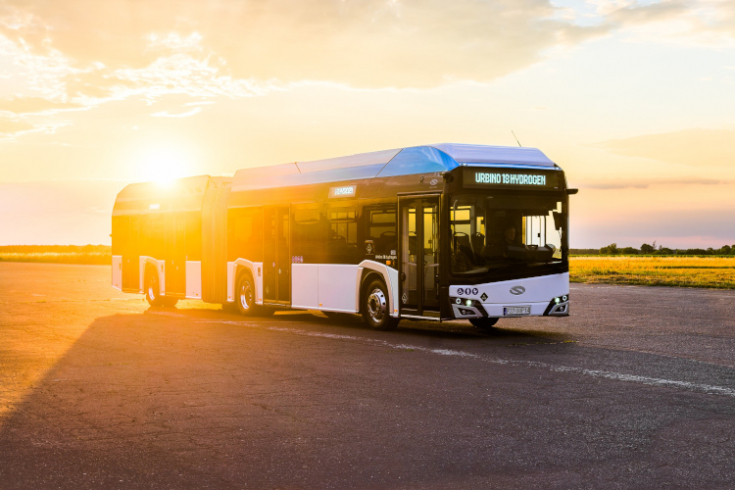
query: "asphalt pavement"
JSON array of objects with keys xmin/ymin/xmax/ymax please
[{"xmin": 1, "ymin": 262, "xmax": 734, "ymax": 489}]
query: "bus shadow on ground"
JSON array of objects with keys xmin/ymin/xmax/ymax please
[{"xmin": 0, "ymin": 310, "xmax": 567, "ymax": 490}]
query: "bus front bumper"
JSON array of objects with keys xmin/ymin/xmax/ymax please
[
  {"xmin": 450, "ymin": 295, "xmax": 569, "ymax": 319},
  {"xmin": 449, "ymin": 272, "xmax": 570, "ymax": 320}
]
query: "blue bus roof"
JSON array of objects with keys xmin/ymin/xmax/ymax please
[{"xmin": 232, "ymin": 143, "xmax": 559, "ymax": 192}]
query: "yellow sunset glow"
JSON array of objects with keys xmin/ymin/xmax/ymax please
[
  {"xmin": 138, "ymin": 146, "xmax": 195, "ymax": 186},
  {"xmin": 0, "ymin": 0, "xmax": 733, "ymax": 248}
]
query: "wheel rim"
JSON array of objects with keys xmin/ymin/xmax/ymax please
[
  {"xmin": 239, "ymin": 280, "xmax": 253, "ymax": 311},
  {"xmin": 148, "ymin": 276, "xmax": 157, "ymax": 301},
  {"xmin": 367, "ymin": 287, "xmax": 387, "ymax": 323}
]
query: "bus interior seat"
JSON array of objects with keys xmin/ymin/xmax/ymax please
[
  {"xmin": 471, "ymin": 232, "xmax": 485, "ymax": 258},
  {"xmin": 454, "ymin": 232, "xmax": 473, "ymax": 259},
  {"xmin": 375, "ymin": 230, "xmax": 397, "ymax": 255}
]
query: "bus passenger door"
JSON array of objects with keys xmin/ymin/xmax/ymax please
[
  {"xmin": 263, "ymin": 206, "xmax": 290, "ymax": 304},
  {"xmin": 399, "ymin": 196, "xmax": 440, "ymax": 316}
]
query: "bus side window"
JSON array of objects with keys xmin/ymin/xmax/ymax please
[
  {"xmin": 292, "ymin": 204, "xmax": 326, "ymax": 264},
  {"xmin": 327, "ymin": 204, "xmax": 359, "ymax": 264},
  {"xmin": 228, "ymin": 208, "xmax": 263, "ymax": 262},
  {"xmin": 140, "ymin": 214, "xmax": 164, "ymax": 259},
  {"xmin": 366, "ymin": 206, "xmax": 397, "ymax": 256}
]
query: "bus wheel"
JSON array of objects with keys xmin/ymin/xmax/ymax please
[
  {"xmin": 144, "ymin": 269, "xmax": 166, "ymax": 307},
  {"xmin": 163, "ymin": 297, "xmax": 179, "ymax": 307},
  {"xmin": 362, "ymin": 279, "xmax": 398, "ymax": 331},
  {"xmin": 235, "ymin": 272, "xmax": 258, "ymax": 317},
  {"xmin": 470, "ymin": 317, "xmax": 499, "ymax": 331}
]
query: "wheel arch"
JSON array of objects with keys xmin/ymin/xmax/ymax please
[
  {"xmin": 230, "ymin": 259, "xmax": 262, "ymax": 305},
  {"xmin": 358, "ymin": 261, "xmax": 399, "ymax": 318}
]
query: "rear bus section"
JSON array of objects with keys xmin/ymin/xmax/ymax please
[{"xmin": 111, "ymin": 176, "xmax": 231, "ymax": 307}]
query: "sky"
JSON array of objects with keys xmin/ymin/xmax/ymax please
[{"xmin": 0, "ymin": 0, "xmax": 734, "ymax": 248}]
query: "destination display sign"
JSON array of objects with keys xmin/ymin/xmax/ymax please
[
  {"xmin": 328, "ymin": 185, "xmax": 357, "ymax": 198},
  {"xmin": 463, "ymin": 169, "xmax": 560, "ymax": 190}
]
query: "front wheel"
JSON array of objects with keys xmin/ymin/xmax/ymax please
[
  {"xmin": 470, "ymin": 317, "xmax": 499, "ymax": 331},
  {"xmin": 361, "ymin": 279, "xmax": 398, "ymax": 330}
]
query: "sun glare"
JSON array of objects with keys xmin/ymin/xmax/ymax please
[{"xmin": 138, "ymin": 146, "xmax": 194, "ymax": 186}]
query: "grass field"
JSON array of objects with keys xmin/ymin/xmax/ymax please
[
  {"xmin": 0, "ymin": 245, "xmax": 110, "ymax": 265},
  {"xmin": 570, "ymin": 256, "xmax": 735, "ymax": 289},
  {"xmin": 0, "ymin": 251, "xmax": 111, "ymax": 265}
]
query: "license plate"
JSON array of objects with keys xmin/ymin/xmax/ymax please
[{"xmin": 504, "ymin": 306, "xmax": 531, "ymax": 316}]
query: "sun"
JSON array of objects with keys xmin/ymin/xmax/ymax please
[{"xmin": 139, "ymin": 145, "xmax": 195, "ymax": 186}]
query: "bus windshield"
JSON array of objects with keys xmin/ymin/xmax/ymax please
[{"xmin": 450, "ymin": 194, "xmax": 565, "ymax": 276}]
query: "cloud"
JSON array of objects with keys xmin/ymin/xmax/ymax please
[
  {"xmin": 0, "ymin": 118, "xmax": 33, "ymax": 134},
  {"xmin": 0, "ymin": 0, "xmax": 608, "ymax": 93},
  {"xmin": 575, "ymin": 207, "xmax": 735, "ymax": 248},
  {"xmin": 580, "ymin": 177, "xmax": 730, "ymax": 189},
  {"xmin": 593, "ymin": 128, "xmax": 735, "ymax": 167},
  {"xmin": 0, "ymin": 96, "xmax": 81, "ymax": 114},
  {"xmin": 600, "ymin": 0, "xmax": 735, "ymax": 47},
  {"xmin": 604, "ymin": 0, "xmax": 691, "ymax": 26},
  {"xmin": 151, "ymin": 107, "xmax": 202, "ymax": 118}
]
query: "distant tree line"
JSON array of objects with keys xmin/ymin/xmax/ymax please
[
  {"xmin": 0, "ymin": 245, "xmax": 110, "ymax": 253},
  {"xmin": 571, "ymin": 242, "xmax": 735, "ymax": 256}
]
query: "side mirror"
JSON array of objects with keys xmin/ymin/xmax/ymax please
[
  {"xmin": 553, "ymin": 211, "xmax": 564, "ymax": 230},
  {"xmin": 566, "ymin": 188, "xmax": 578, "ymax": 195}
]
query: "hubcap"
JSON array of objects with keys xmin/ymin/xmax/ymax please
[
  {"xmin": 239, "ymin": 281, "xmax": 252, "ymax": 310},
  {"xmin": 148, "ymin": 276, "xmax": 157, "ymax": 301},
  {"xmin": 367, "ymin": 288, "xmax": 386, "ymax": 323}
]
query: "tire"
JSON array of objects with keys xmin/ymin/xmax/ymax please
[
  {"xmin": 361, "ymin": 279, "xmax": 398, "ymax": 330},
  {"xmin": 235, "ymin": 272, "xmax": 259, "ymax": 317},
  {"xmin": 162, "ymin": 297, "xmax": 179, "ymax": 307},
  {"xmin": 470, "ymin": 317, "xmax": 499, "ymax": 331},
  {"xmin": 144, "ymin": 268, "xmax": 166, "ymax": 307}
]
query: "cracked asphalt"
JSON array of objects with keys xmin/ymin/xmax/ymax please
[{"xmin": 1, "ymin": 262, "xmax": 735, "ymax": 489}]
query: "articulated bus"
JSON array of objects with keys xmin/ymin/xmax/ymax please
[{"xmin": 111, "ymin": 143, "xmax": 576, "ymax": 330}]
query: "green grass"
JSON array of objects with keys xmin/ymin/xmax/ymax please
[
  {"xmin": 0, "ymin": 245, "xmax": 111, "ymax": 265},
  {"xmin": 570, "ymin": 256, "xmax": 735, "ymax": 289}
]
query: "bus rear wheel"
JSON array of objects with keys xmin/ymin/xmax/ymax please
[
  {"xmin": 163, "ymin": 297, "xmax": 178, "ymax": 307},
  {"xmin": 470, "ymin": 317, "xmax": 499, "ymax": 331},
  {"xmin": 362, "ymin": 279, "xmax": 398, "ymax": 331},
  {"xmin": 144, "ymin": 269, "xmax": 167, "ymax": 307},
  {"xmin": 235, "ymin": 272, "xmax": 259, "ymax": 317}
]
